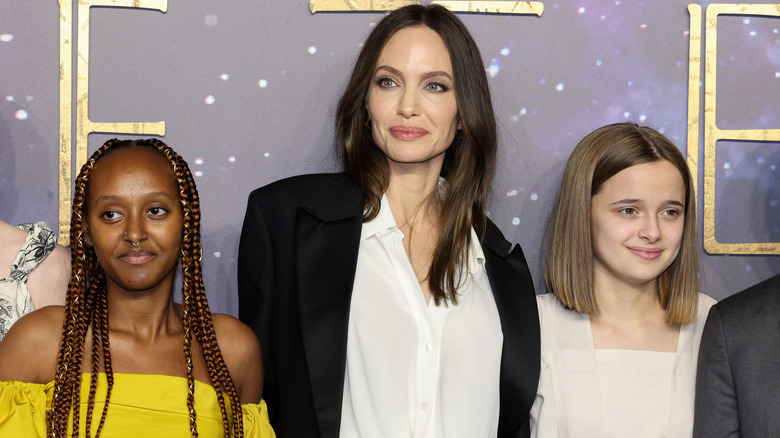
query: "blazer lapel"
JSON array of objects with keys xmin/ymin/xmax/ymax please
[
  {"xmin": 295, "ymin": 176, "xmax": 364, "ymax": 437},
  {"xmin": 480, "ymin": 221, "xmax": 540, "ymax": 438}
]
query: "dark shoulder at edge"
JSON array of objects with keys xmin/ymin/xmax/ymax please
[
  {"xmin": 714, "ymin": 274, "xmax": 780, "ymax": 314},
  {"xmin": 249, "ymin": 172, "xmax": 354, "ymax": 200}
]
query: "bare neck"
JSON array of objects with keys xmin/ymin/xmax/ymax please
[
  {"xmin": 385, "ymin": 164, "xmax": 444, "ymax": 305},
  {"xmin": 593, "ymin": 275, "xmax": 661, "ymax": 323},
  {"xmin": 106, "ymin": 282, "xmax": 182, "ymax": 343},
  {"xmin": 385, "ymin": 164, "xmax": 442, "ymax": 226},
  {"xmin": 590, "ymin": 273, "xmax": 679, "ymax": 351}
]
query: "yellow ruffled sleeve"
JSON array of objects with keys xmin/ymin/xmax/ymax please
[
  {"xmin": 241, "ymin": 399, "xmax": 275, "ymax": 438},
  {"xmin": 0, "ymin": 380, "xmax": 53, "ymax": 438}
]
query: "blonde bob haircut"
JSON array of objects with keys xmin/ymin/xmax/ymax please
[{"xmin": 544, "ymin": 122, "xmax": 699, "ymax": 325}]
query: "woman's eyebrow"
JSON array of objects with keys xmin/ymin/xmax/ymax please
[{"xmin": 374, "ymin": 65, "xmax": 453, "ymax": 81}]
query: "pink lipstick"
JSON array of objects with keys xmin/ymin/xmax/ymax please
[{"xmin": 389, "ymin": 126, "xmax": 428, "ymax": 140}]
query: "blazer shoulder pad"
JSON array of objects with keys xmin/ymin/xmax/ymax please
[{"xmin": 248, "ymin": 172, "xmax": 364, "ymax": 222}]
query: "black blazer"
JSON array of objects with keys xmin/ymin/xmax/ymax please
[{"xmin": 238, "ymin": 173, "xmax": 540, "ymax": 438}]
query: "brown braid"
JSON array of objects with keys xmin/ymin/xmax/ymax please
[
  {"xmin": 154, "ymin": 139, "xmax": 243, "ymax": 437},
  {"xmin": 175, "ymin": 159, "xmax": 243, "ymax": 437},
  {"xmin": 84, "ymin": 259, "xmax": 110, "ymax": 437},
  {"xmin": 94, "ymin": 277, "xmax": 113, "ymax": 435},
  {"xmin": 48, "ymin": 138, "xmax": 243, "ymax": 437},
  {"xmin": 84, "ymin": 280, "xmax": 101, "ymax": 432},
  {"xmin": 49, "ymin": 139, "xmax": 115, "ymax": 438}
]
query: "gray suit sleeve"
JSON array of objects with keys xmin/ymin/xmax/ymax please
[{"xmin": 693, "ymin": 306, "xmax": 740, "ymax": 437}]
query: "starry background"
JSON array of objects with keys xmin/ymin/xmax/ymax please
[{"xmin": 1, "ymin": 0, "xmax": 778, "ymax": 315}]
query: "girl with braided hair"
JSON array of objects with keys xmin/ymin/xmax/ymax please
[{"xmin": 0, "ymin": 139, "xmax": 274, "ymax": 437}]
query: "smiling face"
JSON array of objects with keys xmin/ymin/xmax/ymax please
[
  {"xmin": 366, "ymin": 25, "xmax": 460, "ymax": 174},
  {"xmin": 85, "ymin": 146, "xmax": 183, "ymax": 297},
  {"xmin": 590, "ymin": 159, "xmax": 686, "ymax": 292}
]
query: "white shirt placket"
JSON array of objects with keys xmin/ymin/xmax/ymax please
[{"xmin": 387, "ymin": 231, "xmax": 444, "ymax": 438}]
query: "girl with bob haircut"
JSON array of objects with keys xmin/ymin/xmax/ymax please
[
  {"xmin": 531, "ymin": 122, "xmax": 715, "ymax": 436},
  {"xmin": 238, "ymin": 4, "xmax": 539, "ymax": 438},
  {"xmin": 0, "ymin": 139, "xmax": 274, "ymax": 438}
]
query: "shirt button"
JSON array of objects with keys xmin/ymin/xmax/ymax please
[
  {"xmin": 421, "ymin": 402, "xmax": 429, "ymax": 411},
  {"xmin": 425, "ymin": 343, "xmax": 433, "ymax": 352}
]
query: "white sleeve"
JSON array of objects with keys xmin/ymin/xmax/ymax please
[{"xmin": 530, "ymin": 295, "xmax": 559, "ymax": 438}]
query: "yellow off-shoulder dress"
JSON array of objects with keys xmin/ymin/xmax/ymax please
[{"xmin": 0, "ymin": 373, "xmax": 275, "ymax": 437}]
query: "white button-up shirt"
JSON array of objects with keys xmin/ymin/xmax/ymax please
[{"xmin": 340, "ymin": 195, "xmax": 503, "ymax": 438}]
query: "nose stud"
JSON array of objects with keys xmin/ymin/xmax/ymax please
[{"xmin": 132, "ymin": 241, "xmax": 140, "ymax": 247}]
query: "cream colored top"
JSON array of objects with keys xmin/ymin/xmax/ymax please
[{"xmin": 531, "ymin": 293, "xmax": 716, "ymax": 438}]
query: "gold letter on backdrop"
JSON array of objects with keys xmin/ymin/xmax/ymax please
[
  {"xmin": 310, "ymin": 1, "xmax": 543, "ymax": 15},
  {"xmin": 686, "ymin": 4, "xmax": 702, "ymax": 200},
  {"xmin": 58, "ymin": 0, "xmax": 74, "ymax": 244},
  {"xmin": 690, "ymin": 4, "xmax": 780, "ymax": 255},
  {"xmin": 58, "ymin": 0, "xmax": 168, "ymax": 245}
]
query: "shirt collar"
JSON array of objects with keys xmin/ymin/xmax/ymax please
[
  {"xmin": 361, "ymin": 194, "xmax": 486, "ymax": 273},
  {"xmin": 467, "ymin": 227, "xmax": 486, "ymax": 273},
  {"xmin": 360, "ymin": 194, "xmax": 399, "ymax": 241}
]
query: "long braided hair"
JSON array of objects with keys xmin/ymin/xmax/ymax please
[{"xmin": 48, "ymin": 138, "xmax": 243, "ymax": 437}]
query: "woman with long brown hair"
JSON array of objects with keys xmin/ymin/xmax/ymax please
[
  {"xmin": 0, "ymin": 139, "xmax": 274, "ymax": 437},
  {"xmin": 238, "ymin": 4, "xmax": 539, "ymax": 437}
]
